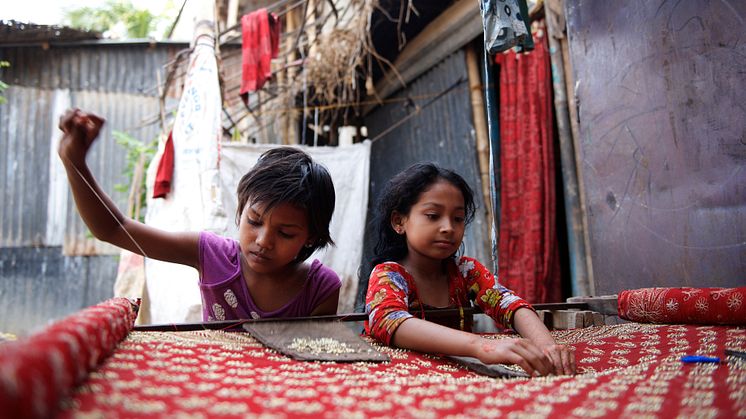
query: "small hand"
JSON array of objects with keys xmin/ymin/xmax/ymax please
[
  {"xmin": 58, "ymin": 108, "xmax": 105, "ymax": 162},
  {"xmin": 540, "ymin": 343, "xmax": 576, "ymax": 375},
  {"xmin": 477, "ymin": 338, "xmax": 554, "ymax": 377}
]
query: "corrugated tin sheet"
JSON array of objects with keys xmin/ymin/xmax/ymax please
[
  {"xmin": 0, "ymin": 86, "xmax": 54, "ymax": 247},
  {"xmin": 0, "ymin": 43, "xmax": 185, "ymax": 94},
  {"xmin": 0, "ymin": 86, "xmax": 162, "ymax": 252},
  {"xmin": 0, "ymin": 247, "xmax": 118, "ymax": 335},
  {"xmin": 0, "ymin": 43, "xmax": 185, "ymax": 251},
  {"xmin": 565, "ymin": 0, "xmax": 746, "ymax": 293},
  {"xmin": 358, "ymin": 50, "xmax": 491, "ymax": 308},
  {"xmin": 0, "ymin": 42, "xmax": 183, "ymax": 333}
]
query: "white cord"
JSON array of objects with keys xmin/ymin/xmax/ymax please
[{"xmin": 70, "ymin": 163, "xmax": 150, "ymax": 259}]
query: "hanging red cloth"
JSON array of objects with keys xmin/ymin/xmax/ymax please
[
  {"xmin": 240, "ymin": 8, "xmax": 281, "ymax": 105},
  {"xmin": 494, "ymin": 23, "xmax": 561, "ymax": 303},
  {"xmin": 152, "ymin": 130, "xmax": 174, "ymax": 199}
]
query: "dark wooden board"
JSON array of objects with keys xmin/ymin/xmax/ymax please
[{"xmin": 243, "ymin": 320, "xmax": 390, "ymax": 362}]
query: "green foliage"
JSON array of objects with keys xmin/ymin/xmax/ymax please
[
  {"xmin": 0, "ymin": 60, "xmax": 9, "ymax": 105},
  {"xmin": 113, "ymin": 131, "xmax": 157, "ymax": 223},
  {"xmin": 63, "ymin": 0, "xmax": 165, "ymax": 39}
]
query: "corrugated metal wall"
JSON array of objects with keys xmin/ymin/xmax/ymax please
[
  {"xmin": 0, "ymin": 43, "xmax": 173, "ymax": 94},
  {"xmin": 565, "ymin": 0, "xmax": 746, "ymax": 293},
  {"xmin": 0, "ymin": 42, "xmax": 186, "ymax": 334},
  {"xmin": 358, "ymin": 50, "xmax": 491, "ymax": 308}
]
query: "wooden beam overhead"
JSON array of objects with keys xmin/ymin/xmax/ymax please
[{"xmin": 366, "ymin": 0, "xmax": 481, "ymax": 113}]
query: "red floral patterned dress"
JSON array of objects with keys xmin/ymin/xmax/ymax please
[{"xmin": 365, "ymin": 256, "xmax": 534, "ymax": 345}]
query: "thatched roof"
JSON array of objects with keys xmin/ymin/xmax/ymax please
[{"xmin": 0, "ymin": 20, "xmax": 101, "ymax": 45}]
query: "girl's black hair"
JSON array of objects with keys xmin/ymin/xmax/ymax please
[
  {"xmin": 236, "ymin": 147, "xmax": 336, "ymax": 262},
  {"xmin": 371, "ymin": 162, "xmax": 476, "ymax": 266}
]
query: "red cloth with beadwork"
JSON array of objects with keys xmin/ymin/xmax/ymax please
[
  {"xmin": 0, "ymin": 298, "xmax": 138, "ymax": 418},
  {"xmin": 2, "ymin": 298, "xmax": 744, "ymax": 417},
  {"xmin": 364, "ymin": 257, "xmax": 533, "ymax": 345},
  {"xmin": 58, "ymin": 324, "xmax": 746, "ymax": 417},
  {"xmin": 618, "ymin": 287, "xmax": 746, "ymax": 325}
]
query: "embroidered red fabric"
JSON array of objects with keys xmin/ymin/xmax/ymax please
[
  {"xmin": 0, "ymin": 298, "xmax": 138, "ymax": 418},
  {"xmin": 494, "ymin": 22, "xmax": 561, "ymax": 304},
  {"xmin": 618, "ymin": 287, "xmax": 746, "ymax": 325},
  {"xmin": 56, "ymin": 323, "xmax": 745, "ymax": 417}
]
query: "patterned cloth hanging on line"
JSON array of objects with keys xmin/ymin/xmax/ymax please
[{"xmin": 478, "ymin": 0, "xmax": 534, "ymax": 53}]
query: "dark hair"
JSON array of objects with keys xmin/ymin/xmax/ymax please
[
  {"xmin": 236, "ymin": 147, "xmax": 336, "ymax": 262},
  {"xmin": 371, "ymin": 162, "xmax": 475, "ymax": 266}
]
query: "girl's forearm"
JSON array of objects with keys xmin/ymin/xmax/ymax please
[
  {"xmin": 391, "ymin": 317, "xmax": 483, "ymax": 358},
  {"xmin": 61, "ymin": 157, "xmax": 129, "ymax": 243},
  {"xmin": 512, "ymin": 307, "xmax": 556, "ymax": 347}
]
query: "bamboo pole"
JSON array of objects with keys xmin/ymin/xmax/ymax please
[
  {"xmin": 284, "ymin": 5, "xmax": 299, "ymax": 145},
  {"xmin": 465, "ymin": 44, "xmax": 494, "ymax": 257}
]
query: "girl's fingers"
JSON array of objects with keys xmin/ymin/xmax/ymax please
[
  {"xmin": 563, "ymin": 347, "xmax": 576, "ymax": 375},
  {"xmin": 512, "ymin": 356, "xmax": 535, "ymax": 377},
  {"xmin": 543, "ymin": 346, "xmax": 562, "ymax": 375},
  {"xmin": 86, "ymin": 113, "xmax": 105, "ymax": 128},
  {"xmin": 59, "ymin": 108, "xmax": 79, "ymax": 132},
  {"xmin": 515, "ymin": 340, "xmax": 552, "ymax": 376}
]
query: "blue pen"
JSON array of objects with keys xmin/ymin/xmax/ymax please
[{"xmin": 681, "ymin": 355, "xmax": 720, "ymax": 363}]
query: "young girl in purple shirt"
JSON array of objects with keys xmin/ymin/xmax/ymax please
[{"xmin": 58, "ymin": 109, "xmax": 341, "ymax": 322}]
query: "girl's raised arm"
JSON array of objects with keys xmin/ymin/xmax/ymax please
[{"xmin": 58, "ymin": 109, "xmax": 199, "ymax": 269}]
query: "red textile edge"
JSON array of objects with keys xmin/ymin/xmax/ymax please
[
  {"xmin": 0, "ymin": 298, "xmax": 139, "ymax": 418},
  {"xmin": 618, "ymin": 287, "xmax": 746, "ymax": 325}
]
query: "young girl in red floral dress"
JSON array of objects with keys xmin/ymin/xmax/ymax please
[{"xmin": 365, "ymin": 163, "xmax": 575, "ymax": 376}]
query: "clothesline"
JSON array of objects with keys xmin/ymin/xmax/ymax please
[
  {"xmin": 220, "ymin": 0, "xmax": 308, "ymax": 37},
  {"xmin": 133, "ymin": 82, "xmax": 495, "ymax": 135},
  {"xmin": 147, "ymin": 0, "xmax": 385, "ymax": 146},
  {"xmin": 148, "ymin": 2, "xmax": 346, "ymax": 131}
]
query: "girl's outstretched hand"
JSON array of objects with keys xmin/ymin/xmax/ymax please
[
  {"xmin": 540, "ymin": 343, "xmax": 576, "ymax": 375},
  {"xmin": 58, "ymin": 108, "xmax": 105, "ymax": 163},
  {"xmin": 476, "ymin": 337, "xmax": 554, "ymax": 377}
]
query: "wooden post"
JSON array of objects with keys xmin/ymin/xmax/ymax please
[
  {"xmin": 555, "ymin": 0, "xmax": 595, "ymax": 292},
  {"xmin": 284, "ymin": 6, "xmax": 299, "ymax": 145},
  {"xmin": 544, "ymin": 0, "xmax": 593, "ymax": 296},
  {"xmin": 465, "ymin": 44, "xmax": 493, "ymax": 257}
]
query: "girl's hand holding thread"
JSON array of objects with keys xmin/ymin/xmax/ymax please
[
  {"xmin": 476, "ymin": 337, "xmax": 554, "ymax": 377},
  {"xmin": 58, "ymin": 108, "xmax": 105, "ymax": 164}
]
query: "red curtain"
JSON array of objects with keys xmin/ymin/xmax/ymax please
[{"xmin": 494, "ymin": 24, "xmax": 561, "ymax": 303}]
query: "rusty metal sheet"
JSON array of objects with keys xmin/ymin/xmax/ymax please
[{"xmin": 565, "ymin": 0, "xmax": 746, "ymax": 293}]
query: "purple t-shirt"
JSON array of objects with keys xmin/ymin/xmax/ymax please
[{"xmin": 198, "ymin": 231, "xmax": 341, "ymax": 321}]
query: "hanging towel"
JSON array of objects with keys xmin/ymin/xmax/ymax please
[
  {"xmin": 240, "ymin": 9, "xmax": 281, "ymax": 104},
  {"xmin": 152, "ymin": 130, "xmax": 175, "ymax": 199}
]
